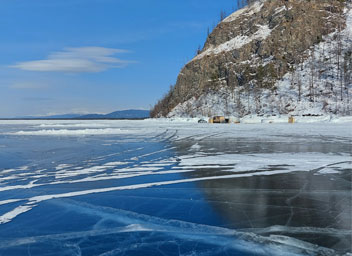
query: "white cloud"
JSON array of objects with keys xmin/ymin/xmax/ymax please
[{"xmin": 10, "ymin": 47, "xmax": 134, "ymax": 73}]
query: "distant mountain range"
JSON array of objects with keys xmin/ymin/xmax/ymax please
[
  {"xmin": 79, "ymin": 110, "xmax": 150, "ymax": 119},
  {"xmin": 11, "ymin": 110, "xmax": 150, "ymax": 119}
]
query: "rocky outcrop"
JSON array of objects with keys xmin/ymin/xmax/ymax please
[{"xmin": 151, "ymin": 0, "xmax": 351, "ymax": 118}]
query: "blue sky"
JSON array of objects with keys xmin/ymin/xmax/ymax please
[{"xmin": 1, "ymin": 0, "xmax": 240, "ymax": 117}]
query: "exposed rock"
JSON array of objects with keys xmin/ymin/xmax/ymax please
[{"xmin": 151, "ymin": 0, "xmax": 351, "ymax": 118}]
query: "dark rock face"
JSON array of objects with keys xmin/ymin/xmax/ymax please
[{"xmin": 151, "ymin": 0, "xmax": 348, "ymax": 117}]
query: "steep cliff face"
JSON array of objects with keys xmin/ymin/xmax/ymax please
[{"xmin": 151, "ymin": 0, "xmax": 352, "ymax": 118}]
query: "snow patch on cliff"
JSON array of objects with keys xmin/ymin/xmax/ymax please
[
  {"xmin": 193, "ymin": 24, "xmax": 272, "ymax": 61},
  {"xmin": 223, "ymin": 1, "xmax": 265, "ymax": 23}
]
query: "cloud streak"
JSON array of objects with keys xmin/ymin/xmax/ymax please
[
  {"xmin": 10, "ymin": 82, "xmax": 49, "ymax": 89},
  {"xmin": 22, "ymin": 97, "xmax": 53, "ymax": 102},
  {"xmin": 10, "ymin": 47, "xmax": 134, "ymax": 73}
]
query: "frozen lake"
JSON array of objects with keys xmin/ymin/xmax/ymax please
[{"xmin": 0, "ymin": 120, "xmax": 351, "ymax": 255}]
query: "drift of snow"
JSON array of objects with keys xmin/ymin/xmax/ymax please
[
  {"xmin": 0, "ymin": 205, "xmax": 36, "ymax": 224},
  {"xmin": 38, "ymin": 123, "xmax": 110, "ymax": 128},
  {"xmin": 177, "ymin": 152, "xmax": 350, "ymax": 175},
  {"xmin": 6, "ymin": 128, "xmax": 132, "ymax": 136}
]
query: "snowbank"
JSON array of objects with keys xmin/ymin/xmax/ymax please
[{"xmin": 7, "ymin": 128, "xmax": 132, "ymax": 136}]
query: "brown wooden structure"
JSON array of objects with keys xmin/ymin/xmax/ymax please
[{"xmin": 208, "ymin": 116, "xmax": 230, "ymax": 124}]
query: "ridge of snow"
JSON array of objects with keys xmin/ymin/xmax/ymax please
[
  {"xmin": 193, "ymin": 24, "xmax": 272, "ymax": 61},
  {"xmin": 223, "ymin": 1, "xmax": 265, "ymax": 23},
  {"xmin": 6, "ymin": 128, "xmax": 133, "ymax": 136}
]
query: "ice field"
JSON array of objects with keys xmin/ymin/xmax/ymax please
[{"xmin": 0, "ymin": 119, "xmax": 351, "ymax": 255}]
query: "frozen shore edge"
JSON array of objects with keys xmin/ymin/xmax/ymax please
[{"xmin": 146, "ymin": 115, "xmax": 352, "ymax": 124}]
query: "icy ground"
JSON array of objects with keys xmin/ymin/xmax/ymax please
[{"xmin": 0, "ymin": 120, "xmax": 351, "ymax": 255}]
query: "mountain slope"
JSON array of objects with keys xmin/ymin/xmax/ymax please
[{"xmin": 151, "ymin": 0, "xmax": 352, "ymax": 118}]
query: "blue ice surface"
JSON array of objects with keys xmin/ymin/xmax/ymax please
[
  {"xmin": 0, "ymin": 123, "xmax": 350, "ymax": 255},
  {"xmin": 0, "ymin": 124, "xmax": 250, "ymax": 256}
]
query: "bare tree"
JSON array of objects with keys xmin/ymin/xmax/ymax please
[
  {"xmin": 336, "ymin": 23, "xmax": 343, "ymax": 101},
  {"xmin": 309, "ymin": 47, "xmax": 316, "ymax": 102},
  {"xmin": 290, "ymin": 64, "xmax": 302, "ymax": 102},
  {"xmin": 220, "ymin": 10, "xmax": 226, "ymax": 22}
]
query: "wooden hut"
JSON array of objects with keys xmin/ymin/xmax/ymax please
[{"xmin": 208, "ymin": 116, "xmax": 230, "ymax": 124}]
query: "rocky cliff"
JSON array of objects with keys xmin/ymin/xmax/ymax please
[{"xmin": 151, "ymin": 0, "xmax": 352, "ymax": 118}]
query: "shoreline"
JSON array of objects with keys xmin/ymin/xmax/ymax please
[{"xmin": 147, "ymin": 114, "xmax": 352, "ymax": 124}]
